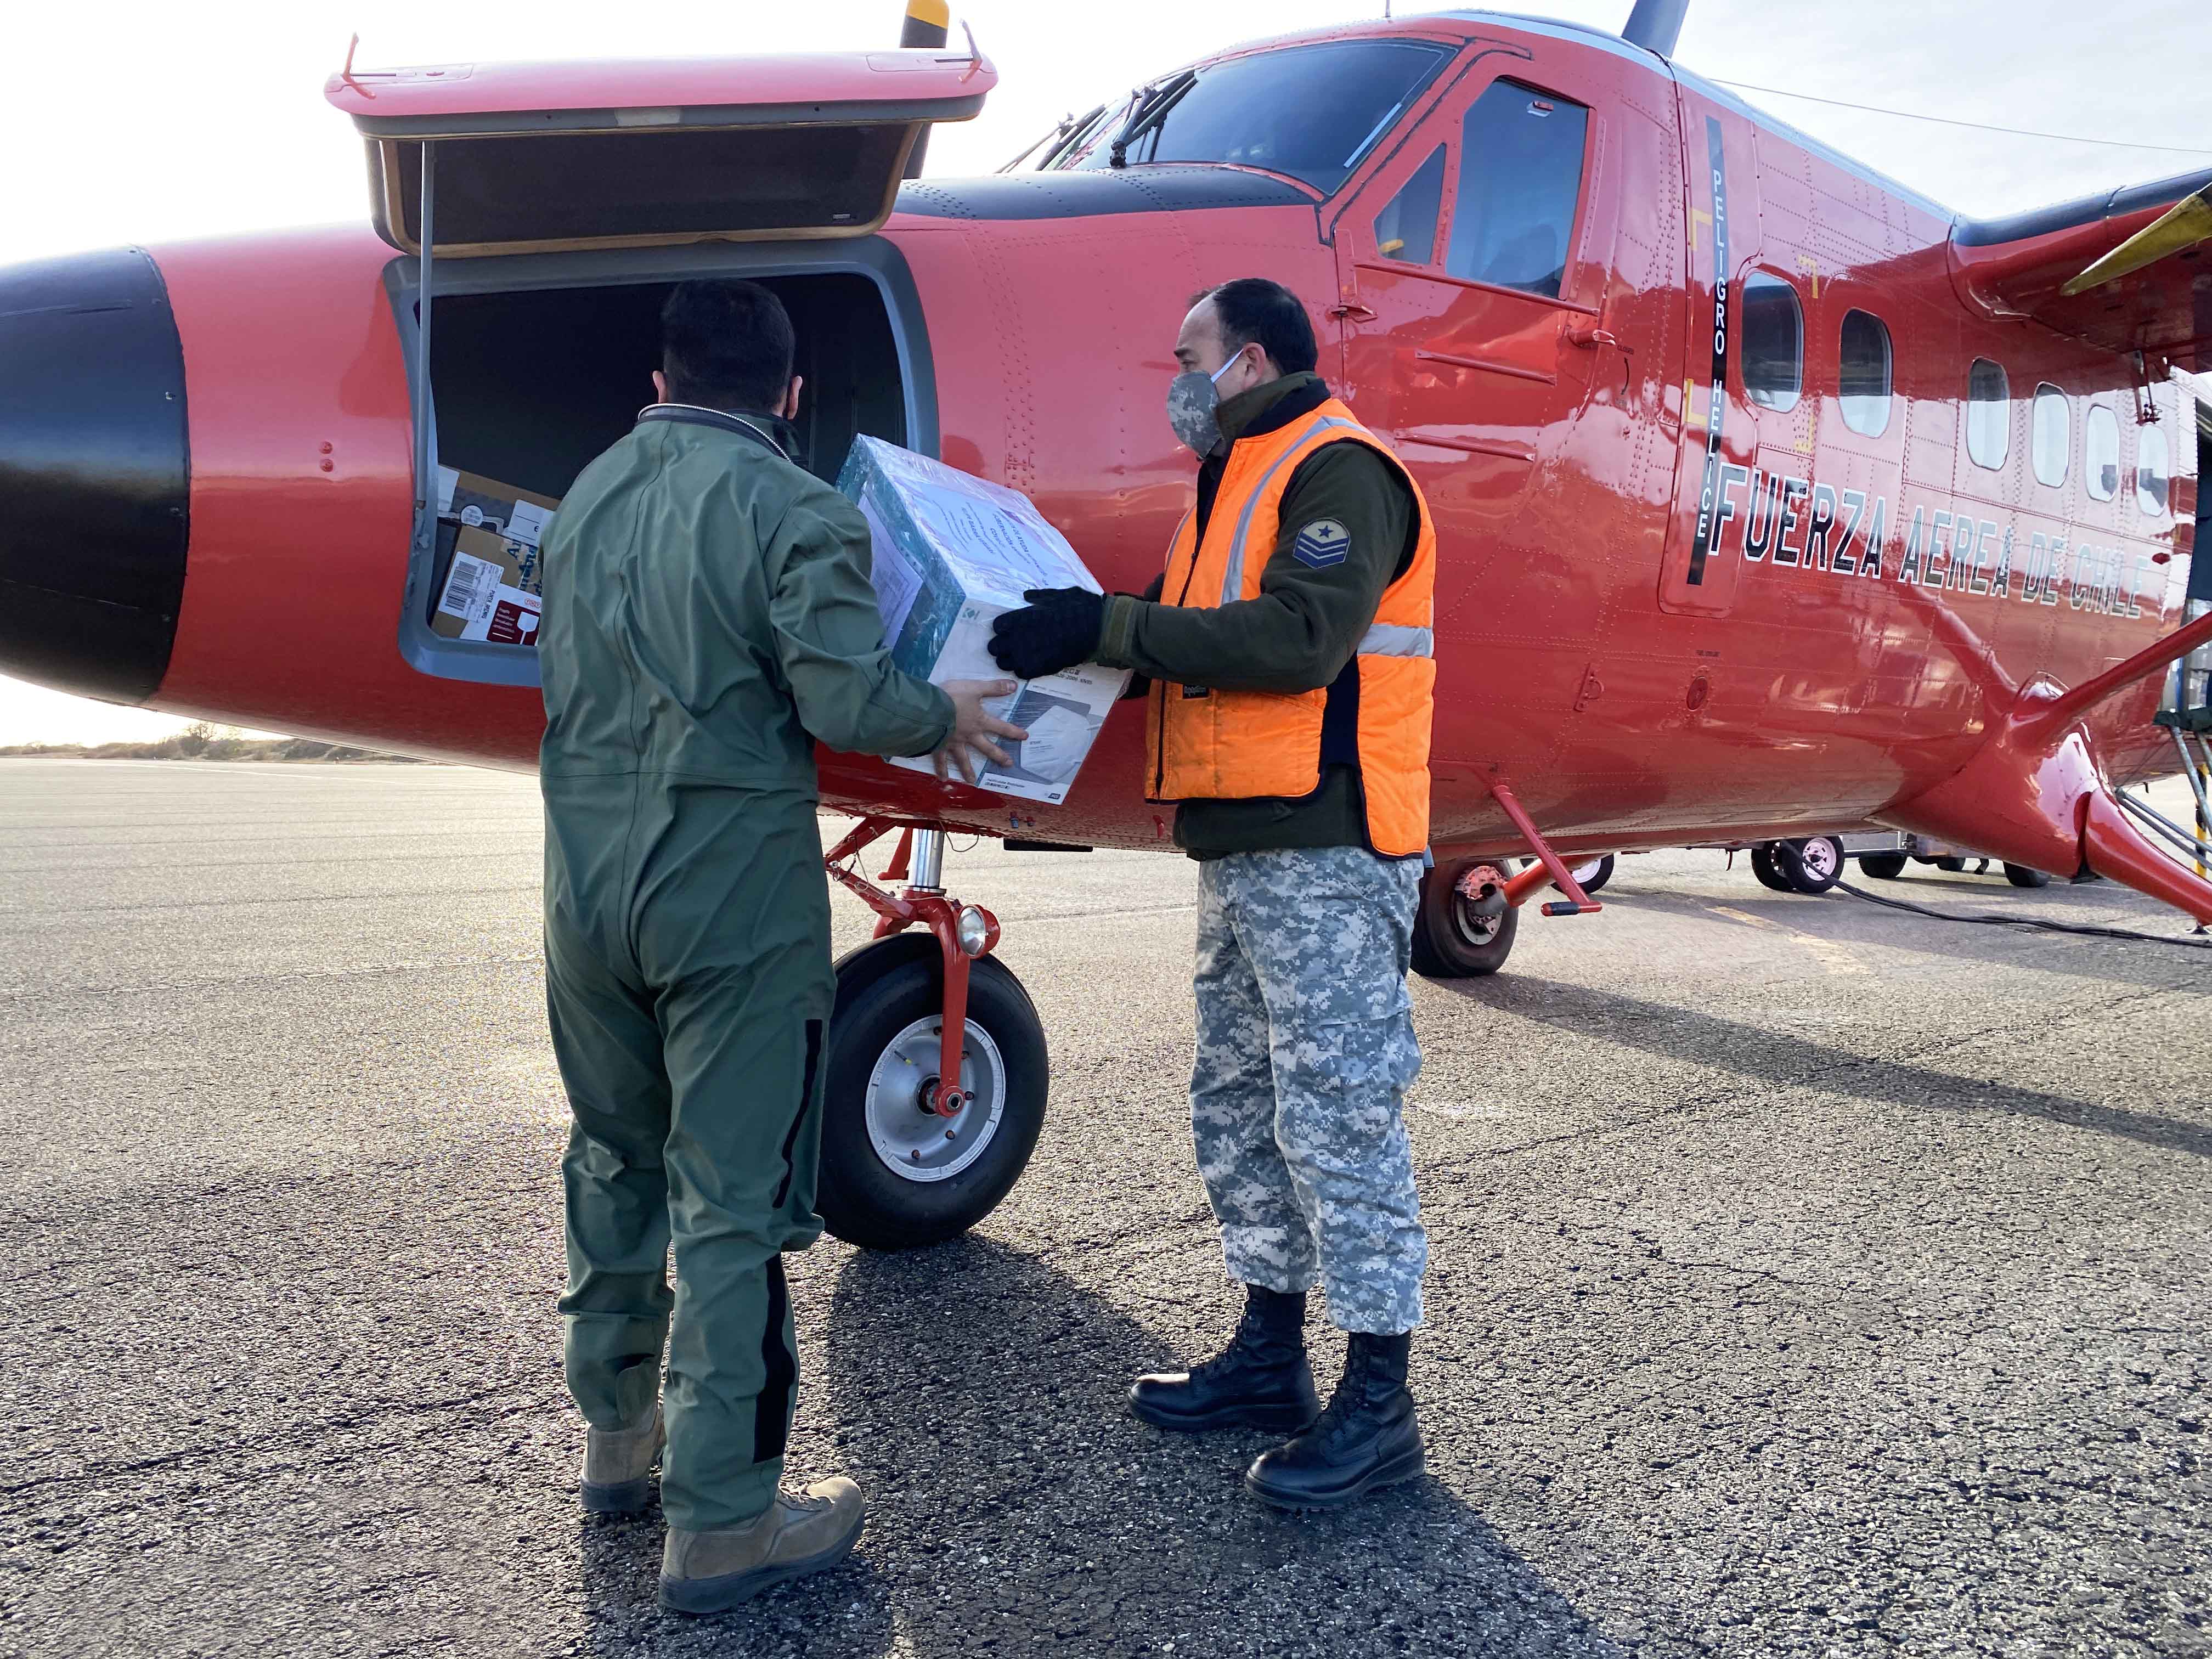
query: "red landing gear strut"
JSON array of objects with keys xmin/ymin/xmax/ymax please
[{"xmin": 823, "ymin": 817, "xmax": 1000, "ymax": 1118}]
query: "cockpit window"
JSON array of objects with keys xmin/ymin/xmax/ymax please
[
  {"xmin": 1374, "ymin": 146, "xmax": 1446, "ymax": 265},
  {"xmin": 1444, "ymin": 80, "xmax": 1590, "ymax": 298},
  {"xmin": 1043, "ymin": 41, "xmax": 1451, "ymax": 195}
]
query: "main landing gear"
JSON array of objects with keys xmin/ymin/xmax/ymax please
[
  {"xmin": 1413, "ymin": 782, "xmax": 1614, "ymax": 981},
  {"xmin": 819, "ymin": 822, "xmax": 1048, "ymax": 1250},
  {"xmin": 1750, "ymin": 836, "xmax": 1845, "ymax": 895}
]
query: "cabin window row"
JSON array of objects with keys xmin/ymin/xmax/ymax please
[
  {"xmin": 1741, "ymin": 275, "xmax": 1893, "ymax": 437},
  {"xmin": 1738, "ymin": 273, "xmax": 2170, "ymax": 516},
  {"xmin": 1973, "ymin": 362, "xmax": 2168, "ymax": 512}
]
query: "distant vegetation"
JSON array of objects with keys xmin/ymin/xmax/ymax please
[{"xmin": 0, "ymin": 721, "xmax": 422, "ymax": 764}]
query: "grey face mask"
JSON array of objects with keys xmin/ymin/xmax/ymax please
[{"xmin": 1165, "ymin": 353, "xmax": 1244, "ymax": 457}]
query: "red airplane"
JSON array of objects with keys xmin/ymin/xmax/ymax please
[{"xmin": 3, "ymin": 3, "xmax": 2207, "ymax": 1245}]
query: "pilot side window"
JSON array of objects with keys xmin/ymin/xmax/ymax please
[
  {"xmin": 1966, "ymin": 359, "xmax": 2011, "ymax": 471},
  {"xmin": 2084, "ymin": 404, "xmax": 2121, "ymax": 501},
  {"xmin": 2136, "ymin": 421, "xmax": 2171, "ymax": 517},
  {"xmin": 2031, "ymin": 385, "xmax": 2070, "ymax": 488},
  {"xmin": 1374, "ymin": 146, "xmax": 1446, "ymax": 266},
  {"xmin": 1838, "ymin": 309, "xmax": 1892, "ymax": 436},
  {"xmin": 1741, "ymin": 273, "xmax": 1802, "ymax": 413},
  {"xmin": 1444, "ymin": 80, "xmax": 1588, "ymax": 298}
]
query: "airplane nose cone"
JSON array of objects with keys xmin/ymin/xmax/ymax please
[{"xmin": 0, "ymin": 247, "xmax": 189, "ymax": 703}]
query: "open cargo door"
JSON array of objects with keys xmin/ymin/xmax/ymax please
[
  {"xmin": 326, "ymin": 46, "xmax": 997, "ymax": 255},
  {"xmin": 328, "ymin": 44, "xmax": 992, "ymax": 689}
]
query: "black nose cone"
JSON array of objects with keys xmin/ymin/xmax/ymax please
[{"xmin": 0, "ymin": 247, "xmax": 188, "ymax": 703}]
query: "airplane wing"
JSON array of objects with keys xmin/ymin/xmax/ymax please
[{"xmin": 1948, "ymin": 165, "xmax": 2212, "ymax": 371}]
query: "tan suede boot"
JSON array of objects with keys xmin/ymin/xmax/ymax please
[
  {"xmin": 658, "ymin": 1477, "xmax": 866, "ymax": 1614},
  {"xmin": 579, "ymin": 1402, "xmax": 663, "ymax": 1514}
]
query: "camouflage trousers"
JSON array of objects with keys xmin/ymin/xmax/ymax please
[{"xmin": 1189, "ymin": 846, "xmax": 1427, "ymax": 1334}]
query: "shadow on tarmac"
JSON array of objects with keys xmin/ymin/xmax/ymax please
[
  {"xmin": 1456, "ymin": 975, "xmax": 2212, "ymax": 1160},
  {"xmin": 560, "ymin": 1236, "xmax": 1614, "ymax": 1657},
  {"xmin": 800, "ymin": 1235, "xmax": 1611, "ymax": 1658},
  {"xmin": 1607, "ymin": 877, "xmax": 2209, "ymax": 993}
]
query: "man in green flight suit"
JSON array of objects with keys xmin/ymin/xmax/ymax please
[{"xmin": 538, "ymin": 279, "xmax": 1024, "ymax": 1613}]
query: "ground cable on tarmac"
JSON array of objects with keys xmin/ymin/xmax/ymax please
[{"xmin": 1830, "ymin": 879, "xmax": 2212, "ymax": 951}]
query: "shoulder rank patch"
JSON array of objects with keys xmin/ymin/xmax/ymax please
[{"xmin": 1290, "ymin": 518, "xmax": 1351, "ymax": 569}]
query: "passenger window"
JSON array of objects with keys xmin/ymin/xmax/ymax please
[
  {"xmin": 1741, "ymin": 273, "xmax": 1802, "ymax": 413},
  {"xmin": 2084, "ymin": 404, "xmax": 2121, "ymax": 501},
  {"xmin": 1444, "ymin": 81, "xmax": 1588, "ymax": 298},
  {"xmin": 1838, "ymin": 309, "xmax": 1892, "ymax": 436},
  {"xmin": 2137, "ymin": 421, "xmax": 2171, "ymax": 516},
  {"xmin": 2031, "ymin": 385, "xmax": 2070, "ymax": 488},
  {"xmin": 1966, "ymin": 359, "xmax": 2010, "ymax": 471},
  {"xmin": 1374, "ymin": 146, "xmax": 1446, "ymax": 265}
]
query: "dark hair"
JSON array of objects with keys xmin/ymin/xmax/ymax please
[
  {"xmin": 659, "ymin": 279, "xmax": 795, "ymax": 413},
  {"xmin": 1192, "ymin": 278, "xmax": 1319, "ymax": 376}
]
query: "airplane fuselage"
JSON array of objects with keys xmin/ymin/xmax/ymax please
[{"xmin": 3, "ymin": 13, "xmax": 2199, "ymax": 869}]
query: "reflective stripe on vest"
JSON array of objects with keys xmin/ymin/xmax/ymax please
[
  {"xmin": 1358, "ymin": 623, "xmax": 1433, "ymax": 657},
  {"xmin": 1218, "ymin": 416, "xmax": 1365, "ymax": 605}
]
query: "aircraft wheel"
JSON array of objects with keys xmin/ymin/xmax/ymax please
[
  {"xmin": 1776, "ymin": 836, "xmax": 1844, "ymax": 895},
  {"xmin": 1858, "ymin": 853, "xmax": 1909, "ymax": 881},
  {"xmin": 1934, "ymin": 856, "xmax": 1971, "ymax": 873},
  {"xmin": 2004, "ymin": 863, "xmax": 2053, "ymax": 888},
  {"xmin": 816, "ymin": 941, "xmax": 1048, "ymax": 1251},
  {"xmin": 1411, "ymin": 857, "xmax": 1520, "ymax": 979},
  {"xmin": 1569, "ymin": 854, "xmax": 1615, "ymax": 895},
  {"xmin": 1749, "ymin": 844, "xmax": 1795, "ymax": 893}
]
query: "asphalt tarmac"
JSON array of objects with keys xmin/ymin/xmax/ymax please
[{"xmin": 3, "ymin": 760, "xmax": 2209, "ymax": 1659}]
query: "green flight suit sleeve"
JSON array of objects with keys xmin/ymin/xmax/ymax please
[
  {"xmin": 765, "ymin": 490, "xmax": 955, "ymax": 758},
  {"xmin": 1094, "ymin": 443, "xmax": 1412, "ymax": 694}
]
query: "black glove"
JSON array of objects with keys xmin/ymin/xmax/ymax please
[{"xmin": 989, "ymin": 587, "xmax": 1105, "ymax": 680}]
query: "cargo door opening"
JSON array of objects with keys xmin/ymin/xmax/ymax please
[
  {"xmin": 430, "ymin": 272, "xmax": 907, "ymax": 499},
  {"xmin": 326, "ymin": 43, "xmax": 991, "ymax": 687},
  {"xmin": 398, "ymin": 253, "xmax": 929, "ymax": 686}
]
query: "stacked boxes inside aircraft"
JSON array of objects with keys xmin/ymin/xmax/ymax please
[{"xmin": 428, "ymin": 467, "xmax": 562, "ymax": 647}]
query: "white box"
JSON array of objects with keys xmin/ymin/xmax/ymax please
[{"xmin": 837, "ymin": 436, "xmax": 1130, "ymax": 805}]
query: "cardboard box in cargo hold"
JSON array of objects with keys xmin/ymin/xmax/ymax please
[
  {"xmin": 835, "ymin": 435, "xmax": 1128, "ymax": 805},
  {"xmin": 437, "ymin": 467, "xmax": 560, "ymax": 549},
  {"xmin": 432, "ymin": 526, "xmax": 544, "ymax": 646}
]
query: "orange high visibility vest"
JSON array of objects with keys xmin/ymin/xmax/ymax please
[{"xmin": 1146, "ymin": 397, "xmax": 1437, "ymax": 857}]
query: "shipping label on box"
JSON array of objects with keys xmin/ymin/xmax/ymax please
[
  {"xmin": 836, "ymin": 436, "xmax": 1130, "ymax": 805},
  {"xmin": 436, "ymin": 466, "xmax": 561, "ymax": 549},
  {"xmin": 432, "ymin": 525, "xmax": 543, "ymax": 646}
]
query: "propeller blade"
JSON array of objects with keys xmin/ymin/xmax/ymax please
[
  {"xmin": 2058, "ymin": 188, "xmax": 2212, "ymax": 296},
  {"xmin": 900, "ymin": 0, "xmax": 951, "ymax": 179}
]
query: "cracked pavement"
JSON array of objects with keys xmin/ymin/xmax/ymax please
[{"xmin": 2, "ymin": 760, "xmax": 2208, "ymax": 1657}]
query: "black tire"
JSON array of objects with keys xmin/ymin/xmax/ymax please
[
  {"xmin": 1569, "ymin": 854, "xmax": 1615, "ymax": 895},
  {"xmin": 1858, "ymin": 853, "xmax": 1909, "ymax": 881},
  {"xmin": 1776, "ymin": 836, "xmax": 1844, "ymax": 895},
  {"xmin": 1934, "ymin": 856, "xmax": 1971, "ymax": 873},
  {"xmin": 2003, "ymin": 862, "xmax": 2053, "ymax": 888},
  {"xmin": 1749, "ymin": 844, "xmax": 1794, "ymax": 893},
  {"xmin": 817, "ymin": 946, "xmax": 1048, "ymax": 1251},
  {"xmin": 1411, "ymin": 858, "xmax": 1520, "ymax": 979}
]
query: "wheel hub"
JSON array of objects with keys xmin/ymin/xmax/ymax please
[{"xmin": 864, "ymin": 1015, "xmax": 1006, "ymax": 1184}]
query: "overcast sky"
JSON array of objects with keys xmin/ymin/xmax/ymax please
[{"xmin": 4, "ymin": 0, "xmax": 2208, "ymax": 743}]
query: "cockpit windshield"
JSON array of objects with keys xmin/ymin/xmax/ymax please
[{"xmin": 1035, "ymin": 40, "xmax": 1452, "ymax": 196}]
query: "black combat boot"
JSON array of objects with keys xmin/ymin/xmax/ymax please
[
  {"xmin": 1243, "ymin": 1330, "xmax": 1423, "ymax": 1509},
  {"xmin": 1130, "ymin": 1285, "xmax": 1320, "ymax": 1433}
]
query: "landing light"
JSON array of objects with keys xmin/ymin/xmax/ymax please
[{"xmin": 957, "ymin": 905, "xmax": 996, "ymax": 956}]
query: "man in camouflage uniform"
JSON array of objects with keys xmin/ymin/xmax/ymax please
[{"xmin": 991, "ymin": 278, "xmax": 1433, "ymax": 1509}]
